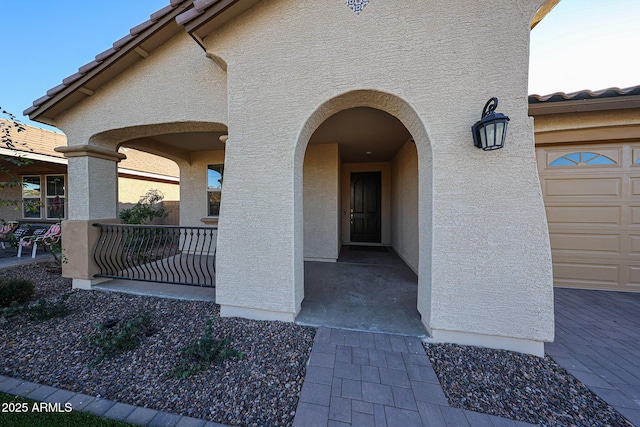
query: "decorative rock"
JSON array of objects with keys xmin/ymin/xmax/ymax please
[
  {"xmin": 424, "ymin": 343, "xmax": 633, "ymax": 426},
  {"xmin": 0, "ymin": 263, "xmax": 315, "ymax": 426}
]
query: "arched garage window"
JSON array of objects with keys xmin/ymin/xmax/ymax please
[{"xmin": 549, "ymin": 152, "xmax": 616, "ymax": 167}]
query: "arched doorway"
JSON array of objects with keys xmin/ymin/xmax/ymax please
[{"xmin": 293, "ymin": 91, "xmax": 433, "ymax": 335}]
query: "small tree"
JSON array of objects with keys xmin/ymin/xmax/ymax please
[
  {"xmin": 1, "ymin": 109, "xmax": 33, "ymax": 220},
  {"xmin": 119, "ymin": 189, "xmax": 168, "ymax": 224}
]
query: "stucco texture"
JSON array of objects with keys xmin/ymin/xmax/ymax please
[
  {"xmin": 48, "ymin": 0, "xmax": 554, "ymax": 350},
  {"xmin": 206, "ymin": 0, "xmax": 553, "ymax": 343},
  {"xmin": 54, "ymin": 31, "xmax": 228, "ymax": 148},
  {"xmin": 304, "ymin": 144, "xmax": 340, "ymax": 261}
]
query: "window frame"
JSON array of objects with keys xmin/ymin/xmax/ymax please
[
  {"xmin": 207, "ymin": 164, "xmax": 224, "ymax": 217},
  {"xmin": 44, "ymin": 174, "xmax": 66, "ymax": 220},
  {"xmin": 22, "ymin": 175, "xmax": 42, "ymax": 219}
]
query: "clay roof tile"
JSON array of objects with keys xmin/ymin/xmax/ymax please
[
  {"xmin": 193, "ymin": 0, "xmax": 218, "ymax": 12},
  {"xmin": 46, "ymin": 84, "xmax": 67, "ymax": 97},
  {"xmin": 95, "ymin": 47, "xmax": 118, "ymax": 62},
  {"xmin": 113, "ymin": 33, "xmax": 136, "ymax": 49},
  {"xmin": 62, "ymin": 72, "xmax": 84, "ymax": 85},
  {"xmin": 32, "ymin": 95, "xmax": 51, "ymax": 107},
  {"xmin": 78, "ymin": 60, "xmax": 101, "ymax": 74},
  {"xmin": 176, "ymin": 8, "xmax": 201, "ymax": 25},
  {"xmin": 150, "ymin": 4, "xmax": 175, "ymax": 21},
  {"xmin": 129, "ymin": 19, "xmax": 155, "ymax": 36},
  {"xmin": 23, "ymin": 106, "xmax": 38, "ymax": 116},
  {"xmin": 529, "ymin": 85, "xmax": 640, "ymax": 104}
]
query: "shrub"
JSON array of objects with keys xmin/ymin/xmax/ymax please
[
  {"xmin": 119, "ymin": 189, "xmax": 168, "ymax": 224},
  {"xmin": 169, "ymin": 318, "xmax": 242, "ymax": 379},
  {"xmin": 28, "ymin": 295, "xmax": 70, "ymax": 321},
  {"xmin": 0, "ymin": 294, "xmax": 70, "ymax": 321},
  {"xmin": 0, "ymin": 278, "xmax": 34, "ymax": 308},
  {"xmin": 87, "ymin": 311, "xmax": 155, "ymax": 367}
]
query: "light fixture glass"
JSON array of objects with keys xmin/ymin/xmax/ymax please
[{"xmin": 472, "ymin": 97, "xmax": 510, "ymax": 151}]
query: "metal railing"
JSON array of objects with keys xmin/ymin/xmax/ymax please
[{"xmin": 92, "ymin": 223, "xmax": 216, "ymax": 287}]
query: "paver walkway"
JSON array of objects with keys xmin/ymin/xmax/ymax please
[
  {"xmin": 293, "ymin": 327, "xmax": 535, "ymax": 427},
  {"xmin": 547, "ymin": 288, "xmax": 640, "ymax": 426}
]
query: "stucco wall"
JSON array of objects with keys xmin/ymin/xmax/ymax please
[
  {"xmin": 208, "ymin": 0, "xmax": 553, "ymax": 345},
  {"xmin": 48, "ymin": 0, "xmax": 553, "ymax": 350},
  {"xmin": 391, "ymin": 141, "xmax": 419, "ymax": 273},
  {"xmin": 303, "ymin": 144, "xmax": 340, "ymax": 261},
  {"xmin": 533, "ymin": 109, "xmax": 640, "ymax": 133},
  {"xmin": 67, "ymin": 156, "xmax": 119, "ymax": 220},
  {"xmin": 118, "ymin": 178, "xmax": 179, "ymax": 205},
  {"xmin": 0, "ymin": 185, "xmax": 22, "ymax": 223},
  {"xmin": 180, "ymin": 150, "xmax": 225, "ymax": 227},
  {"xmin": 340, "ymin": 163, "xmax": 391, "ymax": 245},
  {"xmin": 54, "ymin": 31, "xmax": 228, "ymax": 148}
]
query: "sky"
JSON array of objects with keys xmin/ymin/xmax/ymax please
[{"xmin": 1, "ymin": 0, "xmax": 639, "ymax": 131}]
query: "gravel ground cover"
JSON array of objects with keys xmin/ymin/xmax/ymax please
[
  {"xmin": 0, "ymin": 262, "xmax": 315, "ymax": 426},
  {"xmin": 425, "ymin": 343, "xmax": 633, "ymax": 427}
]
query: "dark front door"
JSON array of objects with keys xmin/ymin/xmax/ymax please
[{"xmin": 350, "ymin": 172, "xmax": 382, "ymax": 243}]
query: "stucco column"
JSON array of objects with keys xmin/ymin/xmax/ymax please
[{"xmin": 55, "ymin": 145, "xmax": 125, "ymax": 289}]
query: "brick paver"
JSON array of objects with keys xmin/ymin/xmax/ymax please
[
  {"xmin": 551, "ymin": 288, "xmax": 640, "ymax": 427},
  {"xmin": 293, "ymin": 327, "xmax": 536, "ymax": 427}
]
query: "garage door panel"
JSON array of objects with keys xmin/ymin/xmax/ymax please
[
  {"xmin": 553, "ymin": 262, "xmax": 619, "ymax": 285},
  {"xmin": 629, "ymin": 207, "xmax": 640, "ymax": 225},
  {"xmin": 628, "ymin": 235, "xmax": 640, "ymax": 255},
  {"xmin": 544, "ymin": 177, "xmax": 621, "ymax": 197},
  {"xmin": 546, "ymin": 206, "xmax": 621, "ymax": 225},
  {"xmin": 630, "ymin": 178, "xmax": 640, "ymax": 196},
  {"xmin": 549, "ymin": 233, "xmax": 620, "ymax": 254},
  {"xmin": 626, "ymin": 266, "xmax": 640, "ymax": 287},
  {"xmin": 538, "ymin": 144, "xmax": 640, "ymax": 292}
]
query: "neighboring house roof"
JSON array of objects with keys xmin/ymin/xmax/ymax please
[
  {"xmin": 0, "ymin": 119, "xmax": 180, "ymax": 181},
  {"xmin": 528, "ymin": 85, "xmax": 640, "ymax": 115},
  {"xmin": 25, "ymin": 0, "xmax": 560, "ymax": 125}
]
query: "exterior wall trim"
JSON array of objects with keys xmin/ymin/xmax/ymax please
[{"xmin": 55, "ymin": 145, "xmax": 126, "ymax": 162}]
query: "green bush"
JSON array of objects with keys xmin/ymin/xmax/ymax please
[
  {"xmin": 86, "ymin": 311, "xmax": 155, "ymax": 367},
  {"xmin": 169, "ymin": 318, "xmax": 242, "ymax": 379},
  {"xmin": 119, "ymin": 189, "xmax": 168, "ymax": 224},
  {"xmin": 1, "ymin": 294, "xmax": 70, "ymax": 322},
  {"xmin": 0, "ymin": 278, "xmax": 34, "ymax": 308}
]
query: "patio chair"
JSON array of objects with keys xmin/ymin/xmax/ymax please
[
  {"xmin": 0, "ymin": 221, "xmax": 19, "ymax": 249},
  {"xmin": 17, "ymin": 223, "xmax": 61, "ymax": 258}
]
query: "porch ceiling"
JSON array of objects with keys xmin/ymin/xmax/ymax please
[
  {"xmin": 309, "ymin": 107, "xmax": 411, "ymax": 163},
  {"xmin": 127, "ymin": 131, "xmax": 227, "ymax": 152}
]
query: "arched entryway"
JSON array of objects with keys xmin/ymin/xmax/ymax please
[{"xmin": 293, "ymin": 91, "xmax": 433, "ymax": 335}]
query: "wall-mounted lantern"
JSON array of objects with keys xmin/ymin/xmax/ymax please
[{"xmin": 472, "ymin": 97, "xmax": 510, "ymax": 151}]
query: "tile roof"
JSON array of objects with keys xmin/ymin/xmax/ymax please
[
  {"xmin": 1, "ymin": 119, "xmax": 179, "ymax": 178},
  {"xmin": 528, "ymin": 85, "xmax": 640, "ymax": 104},
  {"xmin": 24, "ymin": 0, "xmax": 193, "ymax": 120}
]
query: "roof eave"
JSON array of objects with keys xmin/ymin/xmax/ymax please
[
  {"xmin": 531, "ymin": 0, "xmax": 561, "ymax": 29},
  {"xmin": 529, "ymin": 95, "xmax": 640, "ymax": 116},
  {"xmin": 177, "ymin": 0, "xmax": 261, "ymax": 47},
  {"xmin": 26, "ymin": 1, "xmax": 195, "ymax": 125}
]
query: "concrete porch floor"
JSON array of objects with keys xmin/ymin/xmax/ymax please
[
  {"xmin": 296, "ymin": 246, "xmax": 427, "ymax": 337},
  {"xmin": 53, "ymin": 245, "xmax": 426, "ymax": 337}
]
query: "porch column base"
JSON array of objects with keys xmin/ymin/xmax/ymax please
[
  {"xmin": 220, "ymin": 304, "xmax": 299, "ymax": 322},
  {"xmin": 72, "ymin": 277, "xmax": 112, "ymax": 290},
  {"xmin": 424, "ymin": 328, "xmax": 545, "ymax": 357}
]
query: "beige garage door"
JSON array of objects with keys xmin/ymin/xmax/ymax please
[{"xmin": 537, "ymin": 143, "xmax": 640, "ymax": 292}]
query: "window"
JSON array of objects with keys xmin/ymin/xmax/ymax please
[
  {"xmin": 549, "ymin": 152, "xmax": 616, "ymax": 167},
  {"xmin": 207, "ymin": 164, "xmax": 224, "ymax": 217},
  {"xmin": 22, "ymin": 176, "xmax": 42, "ymax": 218},
  {"xmin": 21, "ymin": 174, "xmax": 67, "ymax": 220},
  {"xmin": 45, "ymin": 175, "xmax": 65, "ymax": 219}
]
